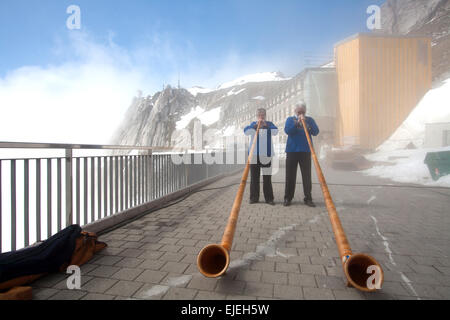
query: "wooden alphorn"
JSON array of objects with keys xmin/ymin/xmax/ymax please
[
  {"xmin": 197, "ymin": 121, "xmax": 262, "ymax": 277},
  {"xmin": 299, "ymin": 114, "xmax": 384, "ymax": 292}
]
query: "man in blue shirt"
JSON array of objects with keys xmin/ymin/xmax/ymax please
[
  {"xmin": 244, "ymin": 108, "xmax": 278, "ymax": 205},
  {"xmin": 283, "ymin": 102, "xmax": 319, "ymax": 207}
]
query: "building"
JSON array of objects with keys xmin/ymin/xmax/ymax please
[{"xmin": 335, "ymin": 33, "xmax": 432, "ymax": 149}]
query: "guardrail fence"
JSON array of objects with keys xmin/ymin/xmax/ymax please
[{"xmin": 0, "ymin": 142, "xmax": 242, "ymax": 253}]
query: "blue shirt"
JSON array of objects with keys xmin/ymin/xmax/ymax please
[
  {"xmin": 284, "ymin": 116, "xmax": 319, "ymax": 153},
  {"xmin": 244, "ymin": 121, "xmax": 278, "ymax": 157}
]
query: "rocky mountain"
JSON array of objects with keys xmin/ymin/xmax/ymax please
[
  {"xmin": 380, "ymin": 0, "xmax": 450, "ymax": 83},
  {"xmin": 111, "ymin": 73, "xmax": 291, "ymax": 148}
]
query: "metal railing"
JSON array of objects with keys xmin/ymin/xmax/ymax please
[{"xmin": 0, "ymin": 142, "xmax": 242, "ymax": 253}]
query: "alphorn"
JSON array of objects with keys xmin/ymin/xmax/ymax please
[
  {"xmin": 299, "ymin": 114, "xmax": 384, "ymax": 292},
  {"xmin": 197, "ymin": 121, "xmax": 262, "ymax": 277}
]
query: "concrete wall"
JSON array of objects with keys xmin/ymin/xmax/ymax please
[{"xmin": 425, "ymin": 122, "xmax": 450, "ymax": 148}]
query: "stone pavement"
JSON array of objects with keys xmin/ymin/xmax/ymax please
[{"xmin": 31, "ymin": 163, "xmax": 450, "ymax": 300}]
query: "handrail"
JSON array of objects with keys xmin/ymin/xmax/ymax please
[{"xmin": 0, "ymin": 141, "xmax": 160, "ymax": 151}]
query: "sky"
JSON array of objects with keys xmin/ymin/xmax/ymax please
[{"xmin": 0, "ymin": 0, "xmax": 385, "ymax": 144}]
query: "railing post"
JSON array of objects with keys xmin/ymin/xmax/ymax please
[
  {"xmin": 65, "ymin": 148, "xmax": 73, "ymax": 227},
  {"xmin": 148, "ymin": 150, "xmax": 152, "ymax": 201}
]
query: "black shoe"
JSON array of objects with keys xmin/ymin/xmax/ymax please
[
  {"xmin": 265, "ymin": 200, "xmax": 275, "ymax": 206},
  {"xmin": 283, "ymin": 200, "xmax": 291, "ymax": 207},
  {"xmin": 304, "ymin": 199, "xmax": 316, "ymax": 207},
  {"xmin": 249, "ymin": 199, "xmax": 259, "ymax": 204}
]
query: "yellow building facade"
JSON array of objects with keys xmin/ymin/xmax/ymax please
[{"xmin": 335, "ymin": 33, "xmax": 432, "ymax": 149}]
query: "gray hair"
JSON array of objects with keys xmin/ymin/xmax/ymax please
[
  {"xmin": 295, "ymin": 101, "xmax": 306, "ymax": 109},
  {"xmin": 256, "ymin": 108, "xmax": 266, "ymax": 115}
]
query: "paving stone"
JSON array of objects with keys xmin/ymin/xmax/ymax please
[
  {"xmin": 407, "ymin": 283, "xmax": 444, "ymax": 299},
  {"xmin": 314, "ymin": 275, "xmax": 347, "ymax": 290},
  {"xmin": 187, "ymin": 275, "xmax": 219, "ymax": 291},
  {"xmin": 215, "ymin": 279, "xmax": 246, "ymax": 295},
  {"xmin": 105, "ymin": 280, "xmax": 144, "ymax": 296},
  {"xmin": 435, "ymin": 265, "xmax": 450, "ymax": 275},
  {"xmin": 273, "ymin": 284, "xmax": 303, "ymax": 299},
  {"xmin": 261, "ymin": 271, "xmax": 288, "ymax": 285},
  {"xmin": 300, "ymin": 264, "xmax": 326, "ymax": 275},
  {"xmin": 121, "ymin": 241, "xmax": 145, "ymax": 249},
  {"xmin": 94, "ymin": 255, "xmax": 123, "ymax": 266},
  {"xmin": 112, "ymin": 268, "xmax": 144, "ymax": 281},
  {"xmin": 288, "ymin": 273, "xmax": 317, "ymax": 287},
  {"xmin": 82, "ymin": 293, "xmax": 116, "ymax": 300},
  {"xmin": 48, "ymin": 289, "xmax": 87, "ymax": 300},
  {"xmin": 195, "ymin": 291, "xmax": 227, "ymax": 300},
  {"xmin": 179, "ymin": 246, "xmax": 200, "ymax": 255},
  {"xmin": 115, "ymin": 257, "xmax": 145, "ymax": 268},
  {"xmin": 124, "ymin": 235, "xmax": 144, "ymax": 242},
  {"xmin": 250, "ymin": 261, "xmax": 275, "ymax": 272},
  {"xmin": 119, "ymin": 248, "xmax": 145, "ymax": 258},
  {"xmin": 98, "ymin": 247, "xmax": 125, "ymax": 256},
  {"xmin": 303, "ymin": 287, "xmax": 335, "ymax": 300},
  {"xmin": 135, "ymin": 270, "xmax": 167, "ymax": 284},
  {"xmin": 434, "ymin": 286, "xmax": 450, "ymax": 299},
  {"xmin": 176, "ymin": 238, "xmax": 198, "ymax": 246},
  {"xmin": 32, "ymin": 288, "xmax": 59, "ymax": 300},
  {"xmin": 87, "ymin": 265, "xmax": 121, "ymax": 278},
  {"xmin": 53, "ymin": 275, "xmax": 93, "ymax": 290},
  {"xmin": 80, "ymin": 263, "xmax": 100, "ymax": 274},
  {"xmin": 235, "ymin": 270, "xmax": 262, "ymax": 282},
  {"xmin": 408, "ymin": 264, "xmax": 442, "ymax": 275},
  {"xmin": 133, "ymin": 284, "xmax": 169, "ymax": 300},
  {"xmin": 163, "ymin": 287, "xmax": 198, "ymax": 300},
  {"xmin": 244, "ymin": 282, "xmax": 274, "ymax": 298},
  {"xmin": 138, "ymin": 259, "xmax": 166, "ymax": 270},
  {"xmin": 275, "ymin": 262, "xmax": 300, "ymax": 273},
  {"xmin": 226, "ymin": 295, "xmax": 258, "ymax": 300},
  {"xmin": 82, "ymin": 278, "xmax": 118, "ymax": 293},
  {"xmin": 32, "ymin": 273, "xmax": 67, "ymax": 288},
  {"xmin": 159, "ymin": 252, "xmax": 186, "ymax": 262},
  {"xmin": 332, "ymin": 289, "xmax": 365, "ymax": 300}
]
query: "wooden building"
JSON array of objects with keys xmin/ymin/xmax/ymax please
[{"xmin": 335, "ymin": 33, "xmax": 432, "ymax": 149}]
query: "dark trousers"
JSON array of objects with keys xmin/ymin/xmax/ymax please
[
  {"xmin": 284, "ymin": 152, "xmax": 312, "ymax": 201},
  {"xmin": 250, "ymin": 158, "xmax": 274, "ymax": 202}
]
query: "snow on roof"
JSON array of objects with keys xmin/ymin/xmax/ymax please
[
  {"xmin": 187, "ymin": 72, "xmax": 290, "ymax": 97},
  {"xmin": 321, "ymin": 61, "xmax": 335, "ymax": 68},
  {"xmin": 217, "ymin": 72, "xmax": 291, "ymax": 90}
]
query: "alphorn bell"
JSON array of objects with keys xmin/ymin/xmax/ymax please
[
  {"xmin": 299, "ymin": 114, "xmax": 384, "ymax": 292},
  {"xmin": 197, "ymin": 121, "xmax": 262, "ymax": 277}
]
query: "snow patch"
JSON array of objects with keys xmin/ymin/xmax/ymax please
[
  {"xmin": 217, "ymin": 72, "xmax": 290, "ymax": 90},
  {"xmin": 176, "ymin": 106, "xmax": 221, "ymax": 130},
  {"xmin": 363, "ymin": 146, "xmax": 450, "ymax": 187},
  {"xmin": 187, "ymin": 86, "xmax": 214, "ymax": 97},
  {"xmin": 227, "ymin": 88, "xmax": 246, "ymax": 96},
  {"xmin": 252, "ymin": 96, "xmax": 266, "ymax": 100}
]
